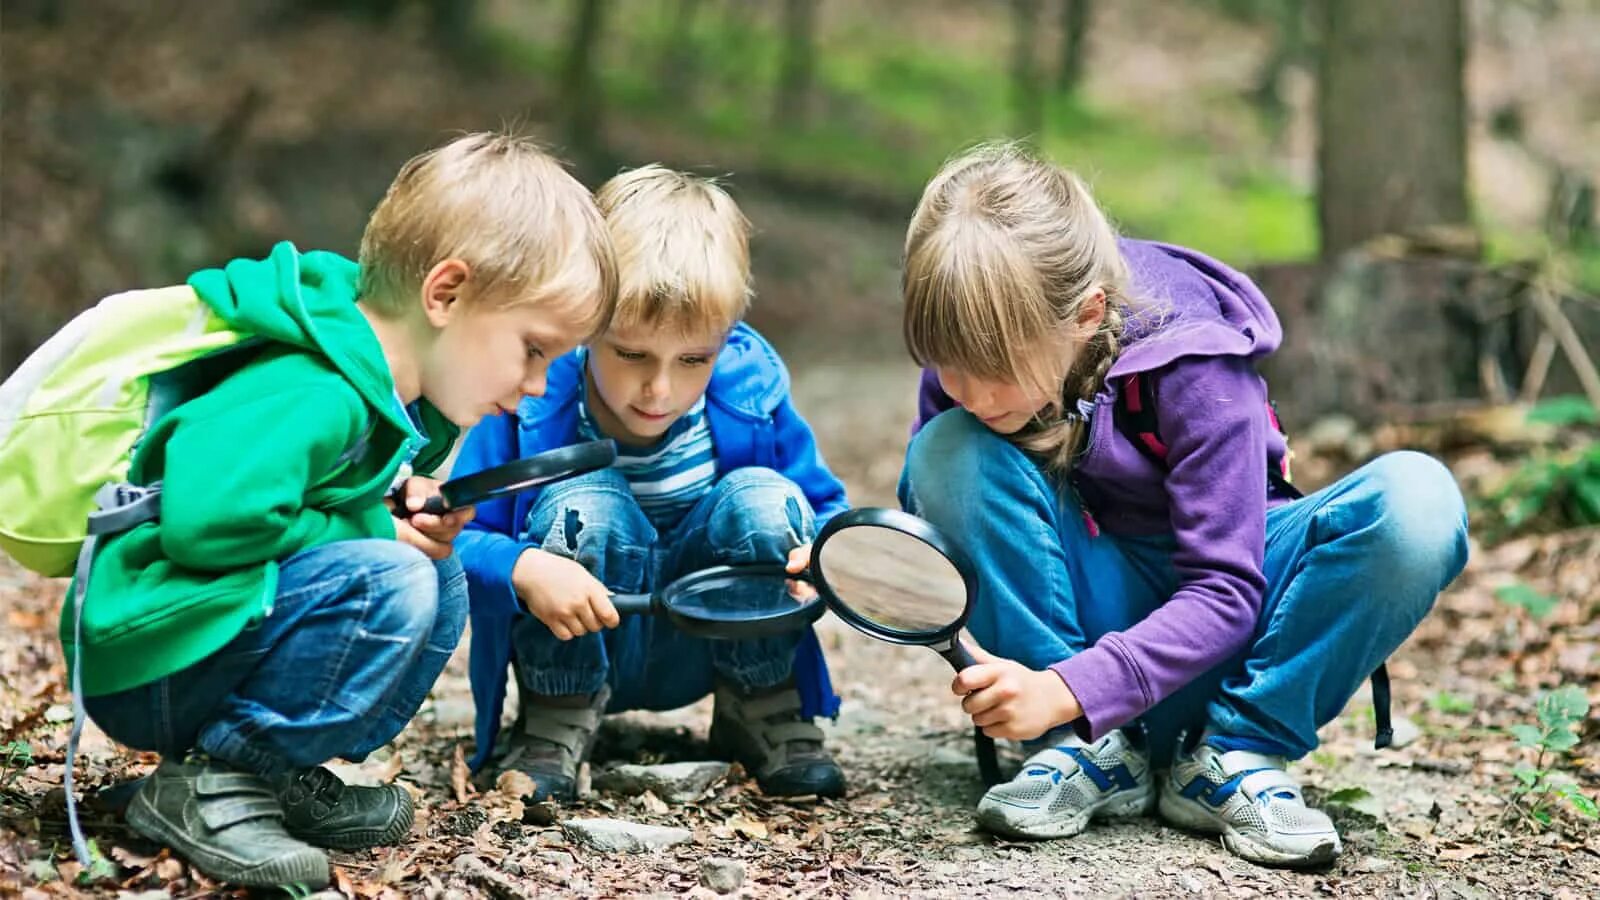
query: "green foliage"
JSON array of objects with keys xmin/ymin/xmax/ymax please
[
  {"xmin": 1429, "ymin": 691, "xmax": 1476, "ymax": 715},
  {"xmin": 1, "ymin": 739, "xmax": 31, "ymax": 790},
  {"xmin": 1479, "ymin": 441, "xmax": 1600, "ymax": 541},
  {"xmin": 1527, "ymin": 395, "xmax": 1599, "ymax": 427},
  {"xmin": 1496, "ymin": 582, "xmax": 1561, "ymax": 620},
  {"xmin": 77, "ymin": 839, "xmax": 119, "ymax": 885},
  {"xmin": 1505, "ymin": 685, "xmax": 1598, "ymax": 830}
]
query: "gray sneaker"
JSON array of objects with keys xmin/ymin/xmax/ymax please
[
  {"xmin": 125, "ymin": 755, "xmax": 328, "ymax": 890},
  {"xmin": 709, "ymin": 680, "xmax": 845, "ymax": 798},
  {"xmin": 490, "ymin": 684, "xmax": 611, "ymax": 802},
  {"xmin": 273, "ymin": 765, "xmax": 414, "ymax": 851}
]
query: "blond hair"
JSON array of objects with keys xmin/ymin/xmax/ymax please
[
  {"xmin": 359, "ymin": 132, "xmax": 617, "ymax": 338},
  {"xmin": 903, "ymin": 142, "xmax": 1131, "ymax": 473},
  {"xmin": 594, "ymin": 165, "xmax": 751, "ymax": 335}
]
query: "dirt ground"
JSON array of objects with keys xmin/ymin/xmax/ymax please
[{"xmin": 2, "ymin": 349, "xmax": 1599, "ymax": 898}]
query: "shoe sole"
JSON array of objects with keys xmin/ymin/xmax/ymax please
[
  {"xmin": 1157, "ymin": 788, "xmax": 1340, "ymax": 867},
  {"xmin": 291, "ymin": 797, "xmax": 416, "ymax": 851},
  {"xmin": 976, "ymin": 781, "xmax": 1155, "ymax": 840},
  {"xmin": 126, "ymin": 791, "xmax": 329, "ymax": 889}
]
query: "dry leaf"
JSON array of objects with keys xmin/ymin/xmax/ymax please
[
  {"xmin": 495, "ymin": 769, "xmax": 537, "ymax": 798},
  {"xmin": 154, "ymin": 857, "xmax": 184, "ymax": 880},
  {"xmin": 108, "ymin": 846, "xmax": 155, "ymax": 869},
  {"xmin": 335, "ymin": 865, "xmax": 357, "ymax": 896},
  {"xmin": 640, "ymin": 790, "xmax": 669, "ymax": 814},
  {"xmin": 376, "ymin": 751, "xmax": 405, "ymax": 783},
  {"xmin": 728, "ymin": 815, "xmax": 768, "ymax": 840},
  {"xmin": 1438, "ymin": 844, "xmax": 1486, "ymax": 861}
]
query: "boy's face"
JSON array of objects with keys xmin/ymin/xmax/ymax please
[
  {"xmin": 423, "ymin": 298, "xmax": 589, "ymax": 428},
  {"xmin": 585, "ymin": 320, "xmax": 727, "ymax": 445}
]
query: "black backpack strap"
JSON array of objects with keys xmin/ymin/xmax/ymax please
[{"xmin": 1115, "ymin": 373, "xmax": 1170, "ymax": 470}]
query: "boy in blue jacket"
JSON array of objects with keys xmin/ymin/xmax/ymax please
[{"xmin": 456, "ymin": 166, "xmax": 848, "ymax": 801}]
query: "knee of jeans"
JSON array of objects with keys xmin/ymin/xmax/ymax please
[
  {"xmin": 1358, "ymin": 451, "xmax": 1470, "ymax": 595},
  {"xmin": 705, "ymin": 468, "xmax": 814, "ymax": 561},
  {"xmin": 906, "ymin": 409, "xmax": 1043, "ymax": 526},
  {"xmin": 358, "ymin": 542, "xmax": 442, "ymax": 644},
  {"xmin": 431, "ymin": 554, "xmax": 470, "ymax": 648},
  {"xmin": 526, "ymin": 469, "xmax": 653, "ymax": 552}
]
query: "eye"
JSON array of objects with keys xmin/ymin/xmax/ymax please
[
  {"xmin": 679, "ymin": 355, "xmax": 710, "ymax": 367},
  {"xmin": 615, "ymin": 348, "xmax": 647, "ymax": 362},
  {"xmin": 525, "ymin": 342, "xmax": 545, "ymax": 359}
]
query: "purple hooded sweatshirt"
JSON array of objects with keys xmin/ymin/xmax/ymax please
[{"xmin": 912, "ymin": 238, "xmax": 1294, "ymax": 739}]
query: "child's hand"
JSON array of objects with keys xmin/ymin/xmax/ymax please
[
  {"xmin": 784, "ymin": 543, "xmax": 813, "ymax": 574},
  {"xmin": 387, "ymin": 476, "xmax": 474, "ymax": 560},
  {"xmin": 784, "ymin": 543, "xmax": 818, "ymax": 600},
  {"xmin": 512, "ymin": 548, "xmax": 620, "ymax": 640},
  {"xmin": 952, "ymin": 642, "xmax": 1084, "ymax": 741}
]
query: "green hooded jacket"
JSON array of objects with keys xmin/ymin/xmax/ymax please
[{"xmin": 60, "ymin": 242, "xmax": 458, "ymax": 696}]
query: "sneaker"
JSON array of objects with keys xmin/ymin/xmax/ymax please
[
  {"xmin": 491, "ymin": 684, "xmax": 611, "ymax": 802},
  {"xmin": 709, "ymin": 679, "xmax": 845, "ymax": 798},
  {"xmin": 1159, "ymin": 740, "xmax": 1341, "ymax": 867},
  {"xmin": 975, "ymin": 728, "xmax": 1155, "ymax": 839},
  {"xmin": 125, "ymin": 755, "xmax": 328, "ymax": 890},
  {"xmin": 273, "ymin": 765, "xmax": 414, "ymax": 851}
]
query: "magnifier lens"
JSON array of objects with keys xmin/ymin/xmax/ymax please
[
  {"xmin": 812, "ymin": 524, "xmax": 967, "ymax": 637},
  {"xmin": 664, "ymin": 572, "xmax": 811, "ymax": 624}
]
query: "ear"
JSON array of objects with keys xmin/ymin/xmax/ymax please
[
  {"xmin": 1074, "ymin": 288, "xmax": 1107, "ymax": 335},
  {"xmin": 420, "ymin": 259, "xmax": 471, "ymax": 328}
]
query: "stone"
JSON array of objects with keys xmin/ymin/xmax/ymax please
[
  {"xmin": 699, "ymin": 856, "xmax": 746, "ymax": 894},
  {"xmin": 593, "ymin": 761, "xmax": 730, "ymax": 802},
  {"xmin": 560, "ymin": 817, "xmax": 693, "ymax": 853},
  {"xmin": 1388, "ymin": 715, "xmax": 1422, "ymax": 749}
]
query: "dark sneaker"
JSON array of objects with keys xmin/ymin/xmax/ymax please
[
  {"xmin": 273, "ymin": 765, "xmax": 414, "ymax": 851},
  {"xmin": 125, "ymin": 755, "xmax": 328, "ymax": 890},
  {"xmin": 489, "ymin": 684, "xmax": 610, "ymax": 802},
  {"xmin": 709, "ymin": 680, "xmax": 845, "ymax": 798}
]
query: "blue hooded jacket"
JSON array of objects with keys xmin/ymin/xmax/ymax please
[{"xmin": 455, "ymin": 323, "xmax": 848, "ymax": 769}]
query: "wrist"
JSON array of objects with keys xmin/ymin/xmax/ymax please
[{"xmin": 1042, "ymin": 668, "xmax": 1083, "ymax": 725}]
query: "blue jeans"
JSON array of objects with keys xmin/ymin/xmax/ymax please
[
  {"xmin": 87, "ymin": 539, "xmax": 468, "ymax": 777},
  {"xmin": 511, "ymin": 467, "xmax": 814, "ymax": 712},
  {"xmin": 900, "ymin": 410, "xmax": 1469, "ymax": 762}
]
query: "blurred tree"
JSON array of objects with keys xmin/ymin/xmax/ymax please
[
  {"xmin": 774, "ymin": 0, "xmax": 820, "ymax": 128},
  {"xmin": 658, "ymin": 0, "xmax": 705, "ymax": 102},
  {"xmin": 1055, "ymin": 0, "xmax": 1091, "ymax": 94},
  {"xmin": 1316, "ymin": 0, "xmax": 1474, "ymax": 259},
  {"xmin": 562, "ymin": 0, "xmax": 609, "ymax": 153},
  {"xmin": 1011, "ymin": 0, "xmax": 1046, "ymax": 137}
]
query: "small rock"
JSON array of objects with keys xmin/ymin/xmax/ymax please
[
  {"xmin": 699, "ymin": 856, "xmax": 746, "ymax": 894},
  {"xmin": 1356, "ymin": 855, "xmax": 1394, "ymax": 874},
  {"xmin": 1388, "ymin": 716, "xmax": 1422, "ymax": 749},
  {"xmin": 121, "ymin": 892, "xmax": 172, "ymax": 900},
  {"xmin": 930, "ymin": 745, "xmax": 977, "ymax": 768},
  {"xmin": 560, "ymin": 817, "xmax": 693, "ymax": 853},
  {"xmin": 44, "ymin": 704, "xmax": 72, "ymax": 723},
  {"xmin": 594, "ymin": 761, "xmax": 730, "ymax": 802}
]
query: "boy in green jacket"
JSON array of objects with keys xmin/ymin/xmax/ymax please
[{"xmin": 62, "ymin": 133, "xmax": 617, "ymax": 889}]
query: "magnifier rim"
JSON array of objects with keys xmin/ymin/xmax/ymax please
[
  {"xmin": 440, "ymin": 439, "xmax": 617, "ymax": 508},
  {"xmin": 656, "ymin": 563, "xmax": 826, "ymax": 639},
  {"xmin": 809, "ymin": 507, "xmax": 977, "ymax": 647}
]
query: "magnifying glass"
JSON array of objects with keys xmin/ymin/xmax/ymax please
[
  {"xmin": 398, "ymin": 439, "xmax": 618, "ymax": 517},
  {"xmin": 805, "ymin": 507, "xmax": 1005, "ymax": 786},
  {"xmin": 609, "ymin": 564, "xmax": 825, "ymax": 639}
]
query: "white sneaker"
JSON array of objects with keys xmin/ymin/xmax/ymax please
[
  {"xmin": 1160, "ymin": 741, "xmax": 1341, "ymax": 867},
  {"xmin": 975, "ymin": 729, "xmax": 1155, "ymax": 839}
]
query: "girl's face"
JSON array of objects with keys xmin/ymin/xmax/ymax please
[{"xmin": 935, "ymin": 367, "xmax": 1054, "ymax": 435}]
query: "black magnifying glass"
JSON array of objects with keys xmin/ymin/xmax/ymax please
[
  {"xmin": 805, "ymin": 507, "xmax": 1005, "ymax": 786},
  {"xmin": 608, "ymin": 564, "xmax": 825, "ymax": 639},
  {"xmin": 397, "ymin": 439, "xmax": 618, "ymax": 517}
]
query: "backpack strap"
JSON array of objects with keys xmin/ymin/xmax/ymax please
[{"xmin": 1114, "ymin": 372, "xmax": 1389, "ymax": 750}]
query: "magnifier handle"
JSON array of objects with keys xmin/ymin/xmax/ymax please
[
  {"xmin": 939, "ymin": 640, "xmax": 979, "ymax": 671},
  {"xmin": 386, "ymin": 478, "xmax": 452, "ymax": 519},
  {"xmin": 609, "ymin": 593, "xmax": 653, "ymax": 616}
]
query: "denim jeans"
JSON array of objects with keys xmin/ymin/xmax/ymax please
[
  {"xmin": 87, "ymin": 539, "xmax": 468, "ymax": 777},
  {"xmin": 900, "ymin": 410, "xmax": 1470, "ymax": 762},
  {"xmin": 510, "ymin": 466, "xmax": 814, "ymax": 712}
]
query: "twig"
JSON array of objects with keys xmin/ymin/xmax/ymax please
[
  {"xmin": 452, "ymin": 854, "xmax": 538, "ymax": 900},
  {"xmin": 1529, "ymin": 285, "xmax": 1600, "ymax": 410},
  {"xmin": 1520, "ymin": 331, "xmax": 1559, "ymax": 404}
]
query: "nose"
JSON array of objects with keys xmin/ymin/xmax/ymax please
[
  {"xmin": 643, "ymin": 367, "xmax": 671, "ymax": 402},
  {"xmin": 519, "ymin": 361, "xmax": 547, "ymax": 399}
]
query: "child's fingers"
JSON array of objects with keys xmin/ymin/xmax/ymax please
[
  {"xmin": 962, "ymin": 683, "xmax": 1011, "ymax": 717},
  {"xmin": 572, "ymin": 601, "xmax": 602, "ymax": 635},
  {"xmin": 970, "ymin": 705, "xmax": 1012, "ymax": 730},
  {"xmin": 785, "ymin": 544, "xmax": 811, "ymax": 574},
  {"xmin": 952, "ymin": 664, "xmax": 1000, "ymax": 696},
  {"xmin": 592, "ymin": 593, "xmax": 620, "ymax": 629}
]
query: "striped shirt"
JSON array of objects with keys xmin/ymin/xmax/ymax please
[{"xmin": 577, "ymin": 361, "xmax": 717, "ymax": 530}]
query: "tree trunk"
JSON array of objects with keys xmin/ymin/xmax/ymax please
[
  {"xmin": 658, "ymin": 0, "xmax": 704, "ymax": 101},
  {"xmin": 1055, "ymin": 0, "xmax": 1090, "ymax": 93},
  {"xmin": 1316, "ymin": 0, "xmax": 1473, "ymax": 259},
  {"xmin": 773, "ymin": 0, "xmax": 819, "ymax": 128},
  {"xmin": 561, "ymin": 0, "xmax": 608, "ymax": 152},
  {"xmin": 1010, "ymin": 0, "xmax": 1046, "ymax": 137}
]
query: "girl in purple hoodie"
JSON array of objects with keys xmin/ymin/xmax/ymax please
[{"xmin": 898, "ymin": 143, "xmax": 1469, "ymax": 867}]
